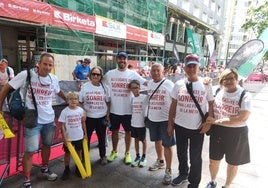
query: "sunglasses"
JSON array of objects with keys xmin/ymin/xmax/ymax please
[{"xmin": 92, "ymin": 73, "xmax": 101, "ymax": 77}]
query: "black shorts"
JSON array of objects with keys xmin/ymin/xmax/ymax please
[
  {"xmin": 110, "ymin": 113, "xmax": 132, "ymax": 132},
  {"xmin": 131, "ymin": 127, "xmax": 146, "ymax": 142},
  {"xmin": 63, "ymin": 139, "xmax": 83, "ymax": 153},
  {"xmin": 209, "ymin": 125, "xmax": 250, "ymax": 165}
]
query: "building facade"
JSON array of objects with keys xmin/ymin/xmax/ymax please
[{"xmin": 0, "ymin": 0, "xmax": 226, "ymax": 79}]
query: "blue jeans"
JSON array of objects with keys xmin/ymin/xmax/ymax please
[
  {"xmin": 174, "ymin": 124, "xmax": 204, "ymax": 187},
  {"xmin": 24, "ymin": 122, "xmax": 56, "ymax": 152}
]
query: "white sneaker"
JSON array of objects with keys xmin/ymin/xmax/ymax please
[
  {"xmin": 162, "ymin": 168, "xmax": 172, "ymax": 185},
  {"xmin": 148, "ymin": 159, "xmax": 165, "ymax": 171},
  {"xmin": 41, "ymin": 168, "xmax": 58, "ymax": 181}
]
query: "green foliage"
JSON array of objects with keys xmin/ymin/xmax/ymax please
[
  {"xmin": 242, "ymin": 1, "xmax": 268, "ymax": 60},
  {"xmin": 242, "ymin": 1, "xmax": 268, "ymax": 36}
]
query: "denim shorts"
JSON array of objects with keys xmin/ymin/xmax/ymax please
[
  {"xmin": 24, "ymin": 122, "xmax": 56, "ymax": 153},
  {"xmin": 148, "ymin": 120, "xmax": 176, "ymax": 147}
]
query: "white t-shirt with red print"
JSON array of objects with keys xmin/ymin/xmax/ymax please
[
  {"xmin": 214, "ymin": 86, "xmax": 252, "ymax": 128},
  {"xmin": 131, "ymin": 94, "xmax": 148, "ymax": 128},
  {"xmin": 9, "ymin": 70, "xmax": 60, "ymax": 124},
  {"xmin": 103, "ymin": 69, "xmax": 146, "ymax": 115},
  {"xmin": 79, "ymin": 81, "xmax": 110, "ymax": 118},
  {"xmin": 58, "ymin": 106, "xmax": 85, "ymax": 141},
  {"xmin": 171, "ymin": 78, "xmax": 214, "ymax": 130},
  {"xmin": 147, "ymin": 78, "xmax": 174, "ymax": 122}
]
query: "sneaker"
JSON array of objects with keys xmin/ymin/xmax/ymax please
[
  {"xmin": 131, "ymin": 156, "xmax": 140, "ymax": 167},
  {"xmin": 205, "ymin": 181, "xmax": 217, "ymax": 188},
  {"xmin": 148, "ymin": 159, "xmax": 165, "ymax": 171},
  {"xmin": 40, "ymin": 167, "xmax": 58, "ymax": 181},
  {"xmin": 139, "ymin": 157, "xmax": 147, "ymax": 167},
  {"xmin": 124, "ymin": 152, "xmax": 132, "ymax": 165},
  {"xmin": 100, "ymin": 157, "xmax": 108, "ymax": 165},
  {"xmin": 171, "ymin": 175, "xmax": 188, "ymax": 186},
  {"xmin": 23, "ymin": 179, "xmax": 32, "ymax": 188},
  {"xmin": 60, "ymin": 168, "xmax": 70, "ymax": 181},
  {"xmin": 107, "ymin": 151, "xmax": 118, "ymax": 162},
  {"xmin": 162, "ymin": 168, "xmax": 172, "ymax": 185}
]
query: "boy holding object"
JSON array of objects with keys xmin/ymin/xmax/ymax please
[{"xmin": 58, "ymin": 92, "xmax": 87, "ymax": 180}]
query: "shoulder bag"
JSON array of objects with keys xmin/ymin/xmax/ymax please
[{"xmin": 144, "ymin": 79, "xmax": 166, "ymax": 128}]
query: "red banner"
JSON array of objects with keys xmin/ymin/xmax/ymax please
[
  {"xmin": 0, "ymin": 0, "xmax": 52, "ymax": 24},
  {"xmin": 51, "ymin": 6, "xmax": 96, "ymax": 33},
  {"xmin": 126, "ymin": 25, "xmax": 148, "ymax": 43}
]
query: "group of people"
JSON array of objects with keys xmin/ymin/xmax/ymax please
[{"xmin": 0, "ymin": 52, "xmax": 251, "ymax": 188}]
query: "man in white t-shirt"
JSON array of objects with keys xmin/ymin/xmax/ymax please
[
  {"xmin": 0, "ymin": 53, "xmax": 66, "ymax": 188},
  {"xmin": 168, "ymin": 54, "xmax": 214, "ymax": 188},
  {"xmin": 102, "ymin": 51, "xmax": 148, "ymax": 165},
  {"xmin": 146, "ymin": 63, "xmax": 175, "ymax": 185}
]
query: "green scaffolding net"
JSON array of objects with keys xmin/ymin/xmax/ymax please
[
  {"xmin": 45, "ymin": 27, "xmax": 94, "ymax": 55},
  {"xmin": 47, "ymin": 0, "xmax": 166, "ymax": 33}
]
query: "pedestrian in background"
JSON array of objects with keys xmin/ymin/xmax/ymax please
[
  {"xmin": 0, "ymin": 58, "xmax": 15, "ymax": 111},
  {"xmin": 0, "ymin": 58, "xmax": 14, "ymax": 87},
  {"xmin": 72, "ymin": 58, "xmax": 91, "ymax": 81},
  {"xmin": 168, "ymin": 54, "xmax": 214, "ymax": 188},
  {"xmin": 79, "ymin": 66, "xmax": 111, "ymax": 165},
  {"xmin": 58, "ymin": 92, "xmax": 87, "ymax": 180},
  {"xmin": 147, "ymin": 63, "xmax": 175, "ymax": 185},
  {"xmin": 205, "ymin": 68, "xmax": 252, "ymax": 188},
  {"xmin": 0, "ymin": 52, "xmax": 66, "ymax": 188},
  {"xmin": 128, "ymin": 79, "xmax": 148, "ymax": 168},
  {"xmin": 102, "ymin": 52, "xmax": 147, "ymax": 165}
]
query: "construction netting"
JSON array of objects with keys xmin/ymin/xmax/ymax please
[
  {"xmin": 47, "ymin": 0, "xmax": 166, "ymax": 33},
  {"xmin": 43, "ymin": 27, "xmax": 94, "ymax": 55}
]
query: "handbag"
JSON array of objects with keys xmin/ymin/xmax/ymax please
[
  {"xmin": 186, "ymin": 82, "xmax": 211, "ymax": 134},
  {"xmin": 145, "ymin": 79, "xmax": 166, "ymax": 128},
  {"xmin": 23, "ymin": 73, "xmax": 38, "ymax": 129}
]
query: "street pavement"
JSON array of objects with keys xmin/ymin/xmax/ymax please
[{"xmin": 1, "ymin": 82, "xmax": 267, "ymax": 188}]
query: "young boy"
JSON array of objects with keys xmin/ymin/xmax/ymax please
[
  {"xmin": 128, "ymin": 80, "xmax": 148, "ymax": 167},
  {"xmin": 58, "ymin": 92, "xmax": 87, "ymax": 180}
]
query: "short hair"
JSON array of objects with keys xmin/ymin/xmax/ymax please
[
  {"xmin": 151, "ymin": 62, "xmax": 164, "ymax": 71},
  {"xmin": 219, "ymin": 68, "xmax": 238, "ymax": 85},
  {"xmin": 0, "ymin": 58, "xmax": 8, "ymax": 64},
  {"xmin": 40, "ymin": 52, "xmax": 54, "ymax": 62},
  {"xmin": 66, "ymin": 91, "xmax": 79, "ymax": 99},
  {"xmin": 128, "ymin": 79, "xmax": 140, "ymax": 88}
]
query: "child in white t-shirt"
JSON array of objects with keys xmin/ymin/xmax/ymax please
[
  {"xmin": 128, "ymin": 80, "xmax": 148, "ymax": 167},
  {"xmin": 58, "ymin": 92, "xmax": 87, "ymax": 180}
]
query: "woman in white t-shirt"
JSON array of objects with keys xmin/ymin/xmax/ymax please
[
  {"xmin": 79, "ymin": 66, "xmax": 111, "ymax": 165},
  {"xmin": 205, "ymin": 68, "xmax": 252, "ymax": 188}
]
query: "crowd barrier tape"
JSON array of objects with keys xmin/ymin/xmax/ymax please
[
  {"xmin": 83, "ymin": 138, "xmax": 91, "ymax": 177},
  {"xmin": 0, "ymin": 114, "xmax": 15, "ymax": 139},
  {"xmin": 66, "ymin": 141, "xmax": 87, "ymax": 179}
]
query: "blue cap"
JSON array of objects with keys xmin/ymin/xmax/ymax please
[{"xmin": 117, "ymin": 52, "xmax": 128, "ymax": 58}]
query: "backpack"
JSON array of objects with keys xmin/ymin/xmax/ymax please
[
  {"xmin": 7, "ymin": 70, "xmax": 31, "ymax": 120},
  {"xmin": 6, "ymin": 67, "xmax": 10, "ymax": 80},
  {"xmin": 215, "ymin": 88, "xmax": 247, "ymax": 108}
]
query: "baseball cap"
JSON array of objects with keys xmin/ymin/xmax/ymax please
[
  {"xmin": 117, "ymin": 52, "xmax": 128, "ymax": 58},
  {"xmin": 83, "ymin": 58, "xmax": 91, "ymax": 63},
  {"xmin": 184, "ymin": 54, "xmax": 200, "ymax": 66}
]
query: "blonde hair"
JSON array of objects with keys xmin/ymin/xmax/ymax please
[
  {"xmin": 66, "ymin": 91, "xmax": 79, "ymax": 100},
  {"xmin": 219, "ymin": 68, "xmax": 238, "ymax": 85}
]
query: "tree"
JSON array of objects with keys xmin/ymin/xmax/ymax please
[
  {"xmin": 242, "ymin": 1, "xmax": 268, "ymax": 37},
  {"xmin": 242, "ymin": 1, "xmax": 268, "ymax": 60}
]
